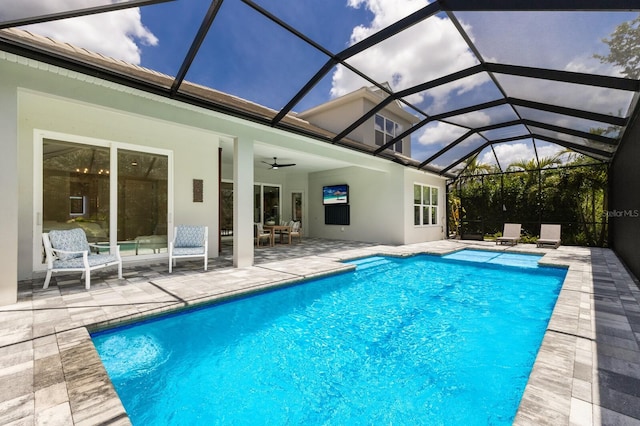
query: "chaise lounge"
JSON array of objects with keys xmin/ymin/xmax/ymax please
[
  {"xmin": 536, "ymin": 224, "xmax": 562, "ymax": 248},
  {"xmin": 496, "ymin": 223, "xmax": 521, "ymax": 246}
]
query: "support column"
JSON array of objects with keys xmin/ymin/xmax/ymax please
[
  {"xmin": 0, "ymin": 79, "xmax": 18, "ymax": 305},
  {"xmin": 233, "ymin": 137, "xmax": 254, "ymax": 268}
]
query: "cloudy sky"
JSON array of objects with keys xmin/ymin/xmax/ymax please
[{"xmin": 5, "ymin": 0, "xmax": 637, "ymax": 168}]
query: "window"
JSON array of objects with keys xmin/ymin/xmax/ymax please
[
  {"xmin": 414, "ymin": 184, "xmax": 438, "ymax": 226},
  {"xmin": 374, "ymin": 114, "xmax": 403, "ymax": 153},
  {"xmin": 69, "ymin": 196, "xmax": 86, "ymax": 216}
]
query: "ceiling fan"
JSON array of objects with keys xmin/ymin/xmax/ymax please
[{"xmin": 262, "ymin": 157, "xmax": 296, "ymax": 170}]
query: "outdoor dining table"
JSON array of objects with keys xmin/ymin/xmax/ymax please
[{"xmin": 263, "ymin": 224, "xmax": 292, "ymax": 245}]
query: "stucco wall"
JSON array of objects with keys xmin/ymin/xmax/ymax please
[
  {"xmin": 17, "ymin": 90, "xmax": 221, "ymax": 280},
  {"xmin": 0, "ymin": 56, "xmax": 225, "ymax": 281},
  {"xmin": 297, "ymin": 97, "xmax": 367, "ymax": 143},
  {"xmin": 308, "ymin": 165, "xmax": 446, "ymax": 245},
  {"xmin": 299, "ymin": 97, "xmax": 413, "ymax": 155}
]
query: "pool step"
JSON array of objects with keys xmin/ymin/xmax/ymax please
[{"xmin": 348, "ymin": 256, "xmax": 395, "ymax": 271}]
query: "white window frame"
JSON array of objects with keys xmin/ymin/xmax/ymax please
[{"xmin": 413, "ymin": 183, "xmax": 439, "ymax": 227}]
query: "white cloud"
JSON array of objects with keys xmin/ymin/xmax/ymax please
[
  {"xmin": 481, "ymin": 141, "xmax": 568, "ymax": 168},
  {"xmin": 16, "ymin": 0, "xmax": 157, "ymax": 64},
  {"xmin": 418, "ymin": 122, "xmax": 468, "ymax": 146},
  {"xmin": 535, "ymin": 144, "xmax": 566, "ymax": 161},
  {"xmin": 565, "ymin": 54, "xmax": 623, "ymax": 77},
  {"xmin": 333, "ymin": 0, "xmax": 485, "ymax": 107},
  {"xmin": 485, "ymin": 142, "xmax": 532, "ymax": 167}
]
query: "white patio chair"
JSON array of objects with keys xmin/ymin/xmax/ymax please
[
  {"xmin": 169, "ymin": 225, "xmax": 208, "ymax": 273},
  {"xmin": 42, "ymin": 228, "xmax": 122, "ymax": 290},
  {"xmin": 496, "ymin": 223, "xmax": 521, "ymax": 246}
]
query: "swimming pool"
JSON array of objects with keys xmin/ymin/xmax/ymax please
[{"xmin": 92, "ymin": 251, "xmax": 566, "ymax": 425}]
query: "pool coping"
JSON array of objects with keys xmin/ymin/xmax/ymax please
[{"xmin": 1, "ymin": 240, "xmax": 639, "ymax": 425}]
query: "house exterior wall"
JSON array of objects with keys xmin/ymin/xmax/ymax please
[
  {"xmin": 0, "ymin": 51, "xmax": 446, "ymax": 304},
  {"xmin": 298, "ymin": 96, "xmax": 413, "ymax": 156},
  {"xmin": 0, "ymin": 55, "xmax": 239, "ymax": 283},
  {"xmin": 16, "ymin": 90, "xmax": 221, "ymax": 281},
  {"xmin": 297, "ymin": 97, "xmax": 368, "ymax": 143},
  {"xmin": 364, "ymin": 98, "xmax": 413, "ymax": 156},
  {"xmin": 403, "ymin": 168, "xmax": 447, "ymax": 243},
  {"xmin": 308, "ymin": 165, "xmax": 446, "ymax": 245}
]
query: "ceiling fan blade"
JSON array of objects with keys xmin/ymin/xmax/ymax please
[{"xmin": 262, "ymin": 157, "xmax": 295, "ymax": 169}]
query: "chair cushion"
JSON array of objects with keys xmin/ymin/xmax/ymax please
[
  {"xmin": 174, "ymin": 226, "xmax": 205, "ymax": 248},
  {"xmin": 48, "ymin": 228, "xmax": 90, "ymax": 261},
  {"xmin": 53, "ymin": 254, "xmax": 119, "ymax": 269},
  {"xmin": 172, "ymin": 247, "xmax": 205, "ymax": 256}
]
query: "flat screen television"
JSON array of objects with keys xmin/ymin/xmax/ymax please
[{"xmin": 322, "ymin": 184, "xmax": 349, "ymax": 205}]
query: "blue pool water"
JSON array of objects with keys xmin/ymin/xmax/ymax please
[{"xmin": 92, "ymin": 251, "xmax": 566, "ymax": 425}]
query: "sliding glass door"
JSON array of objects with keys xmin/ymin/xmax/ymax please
[
  {"xmin": 41, "ymin": 138, "xmax": 169, "ymax": 261},
  {"xmin": 263, "ymin": 185, "xmax": 280, "ymax": 224}
]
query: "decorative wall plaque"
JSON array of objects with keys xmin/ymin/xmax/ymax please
[{"xmin": 193, "ymin": 179, "xmax": 203, "ymax": 202}]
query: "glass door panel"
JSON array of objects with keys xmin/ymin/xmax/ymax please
[
  {"xmin": 263, "ymin": 185, "xmax": 280, "ymax": 225},
  {"xmin": 291, "ymin": 192, "xmax": 302, "ymax": 225},
  {"xmin": 42, "ymin": 140, "xmax": 110, "ymax": 243},
  {"xmin": 221, "ymin": 181, "xmax": 233, "ymax": 236},
  {"xmin": 117, "ymin": 149, "xmax": 168, "ymax": 257}
]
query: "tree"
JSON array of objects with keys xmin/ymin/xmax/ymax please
[
  {"xmin": 458, "ymin": 154, "xmax": 494, "ymax": 182},
  {"xmin": 594, "ymin": 14, "xmax": 640, "ymax": 79}
]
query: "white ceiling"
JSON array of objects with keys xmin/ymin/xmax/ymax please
[{"xmin": 219, "ymin": 139, "xmax": 353, "ymax": 174}]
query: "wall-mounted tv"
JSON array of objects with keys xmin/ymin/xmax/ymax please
[{"xmin": 323, "ymin": 184, "xmax": 349, "ymax": 205}]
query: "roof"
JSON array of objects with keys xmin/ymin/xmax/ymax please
[{"xmin": 1, "ymin": 0, "xmax": 639, "ymax": 179}]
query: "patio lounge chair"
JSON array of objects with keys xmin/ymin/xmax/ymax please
[
  {"xmin": 42, "ymin": 228, "xmax": 122, "ymax": 290},
  {"xmin": 536, "ymin": 224, "xmax": 561, "ymax": 248},
  {"xmin": 496, "ymin": 223, "xmax": 521, "ymax": 246},
  {"xmin": 169, "ymin": 225, "xmax": 208, "ymax": 273}
]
